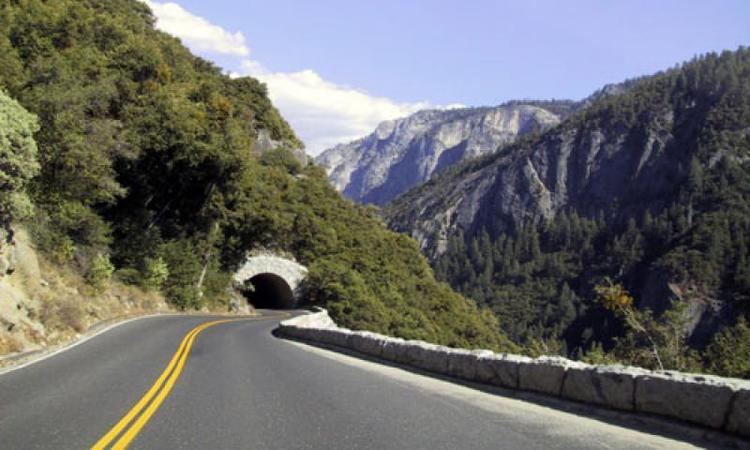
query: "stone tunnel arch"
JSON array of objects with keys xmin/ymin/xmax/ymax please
[{"xmin": 233, "ymin": 254, "xmax": 308, "ymax": 309}]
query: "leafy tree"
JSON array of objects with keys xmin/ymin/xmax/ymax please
[
  {"xmin": 0, "ymin": 91, "xmax": 39, "ymax": 243},
  {"xmin": 0, "ymin": 0, "xmax": 513, "ymax": 351}
]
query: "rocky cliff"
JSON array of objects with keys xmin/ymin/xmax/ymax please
[
  {"xmin": 385, "ymin": 108, "xmax": 682, "ymax": 260},
  {"xmin": 386, "ymin": 65, "xmax": 745, "ymax": 261},
  {"xmin": 315, "ymin": 103, "xmax": 572, "ymax": 205},
  {"xmin": 385, "ymin": 49, "xmax": 750, "ymax": 357}
]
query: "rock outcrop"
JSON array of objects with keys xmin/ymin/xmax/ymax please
[
  {"xmin": 254, "ymin": 129, "xmax": 308, "ymax": 166},
  {"xmin": 385, "ymin": 104, "xmax": 684, "ymax": 260},
  {"xmin": 316, "ymin": 103, "xmax": 572, "ymax": 205},
  {"xmin": 384, "ymin": 50, "xmax": 750, "ymax": 352},
  {"xmin": 0, "ymin": 229, "xmax": 170, "ymax": 360}
]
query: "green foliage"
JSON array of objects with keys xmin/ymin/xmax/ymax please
[
  {"xmin": 86, "ymin": 253, "xmax": 115, "ymax": 289},
  {"xmin": 159, "ymin": 240, "xmax": 203, "ymax": 310},
  {"xmin": 704, "ymin": 319, "xmax": 750, "ymax": 379},
  {"xmin": 581, "ymin": 342, "xmax": 619, "ymax": 365},
  {"xmin": 436, "ymin": 196, "xmax": 749, "ymax": 370},
  {"xmin": 237, "ymin": 164, "xmax": 517, "ymax": 351},
  {"xmin": 434, "ymin": 216, "xmax": 595, "ymax": 348},
  {"xmin": 0, "ymin": 0, "xmax": 521, "ymax": 351},
  {"xmin": 166, "ymin": 285, "xmax": 201, "ymax": 311},
  {"xmin": 28, "ymin": 210, "xmax": 76, "ymax": 263},
  {"xmin": 48, "ymin": 201, "xmax": 112, "ymax": 250},
  {"xmin": 0, "ymin": 90, "xmax": 40, "ymax": 237},
  {"xmin": 604, "ymin": 301, "xmax": 701, "ymax": 372},
  {"xmin": 259, "ymin": 147, "xmax": 303, "ymax": 175},
  {"xmin": 526, "ymin": 337, "xmax": 566, "ymax": 358},
  {"xmin": 141, "ymin": 256, "xmax": 169, "ymax": 291},
  {"xmin": 595, "ymin": 279, "xmax": 634, "ymax": 312},
  {"xmin": 428, "ymin": 48, "xmax": 750, "ymax": 375},
  {"xmin": 592, "ymin": 281, "xmax": 699, "ymax": 371},
  {"xmin": 113, "ymin": 267, "xmax": 141, "ymax": 285}
]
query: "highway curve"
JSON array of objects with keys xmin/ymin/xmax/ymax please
[{"xmin": 0, "ymin": 311, "xmax": 727, "ymax": 449}]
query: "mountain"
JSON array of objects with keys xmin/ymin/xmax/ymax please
[
  {"xmin": 0, "ymin": 0, "xmax": 514, "ymax": 352},
  {"xmin": 386, "ymin": 49, "xmax": 750, "ymax": 374},
  {"xmin": 316, "ymin": 102, "xmax": 575, "ymax": 205}
]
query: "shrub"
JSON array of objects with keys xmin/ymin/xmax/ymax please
[
  {"xmin": 165, "ymin": 285, "xmax": 201, "ymax": 311},
  {"xmin": 39, "ymin": 298, "xmax": 85, "ymax": 333},
  {"xmin": 114, "ymin": 267, "xmax": 141, "ymax": 285},
  {"xmin": 582, "ymin": 342, "xmax": 619, "ymax": 365},
  {"xmin": 48, "ymin": 234, "xmax": 76, "ymax": 263},
  {"xmin": 159, "ymin": 240, "xmax": 203, "ymax": 308},
  {"xmin": 49, "ymin": 201, "xmax": 112, "ymax": 250},
  {"xmin": 704, "ymin": 318, "xmax": 750, "ymax": 379},
  {"xmin": 86, "ymin": 253, "xmax": 114, "ymax": 288},
  {"xmin": 259, "ymin": 147, "xmax": 303, "ymax": 175},
  {"xmin": 28, "ymin": 203, "xmax": 110, "ymax": 264},
  {"xmin": 141, "ymin": 256, "xmax": 169, "ymax": 291},
  {"xmin": 57, "ymin": 302, "xmax": 85, "ymax": 333}
]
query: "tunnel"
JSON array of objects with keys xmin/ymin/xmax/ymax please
[
  {"xmin": 234, "ymin": 254, "xmax": 307, "ymax": 310},
  {"xmin": 242, "ymin": 272, "xmax": 296, "ymax": 309}
]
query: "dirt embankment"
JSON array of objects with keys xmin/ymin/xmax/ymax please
[{"xmin": 0, "ymin": 229, "xmax": 171, "ymax": 360}]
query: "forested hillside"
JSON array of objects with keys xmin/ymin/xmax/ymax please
[
  {"xmin": 0, "ymin": 0, "xmax": 515, "ymax": 352},
  {"xmin": 388, "ymin": 49, "xmax": 750, "ymax": 376}
]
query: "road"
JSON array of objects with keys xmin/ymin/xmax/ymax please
[{"xmin": 0, "ymin": 311, "xmax": 727, "ymax": 449}]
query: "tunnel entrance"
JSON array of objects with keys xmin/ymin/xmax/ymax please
[
  {"xmin": 233, "ymin": 254, "xmax": 307, "ymax": 309},
  {"xmin": 242, "ymin": 273, "xmax": 296, "ymax": 309}
]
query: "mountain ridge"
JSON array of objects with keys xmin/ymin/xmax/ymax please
[
  {"xmin": 385, "ymin": 48, "xmax": 750, "ymax": 374},
  {"xmin": 315, "ymin": 101, "xmax": 574, "ymax": 205}
]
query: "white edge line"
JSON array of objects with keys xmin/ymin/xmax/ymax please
[
  {"xmin": 0, "ymin": 310, "xmax": 274, "ymax": 377},
  {"xmin": 0, "ymin": 313, "xmax": 178, "ymax": 377}
]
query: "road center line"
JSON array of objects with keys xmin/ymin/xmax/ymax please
[
  {"xmin": 91, "ymin": 325, "xmax": 201, "ymax": 449},
  {"xmin": 92, "ymin": 313, "xmax": 288, "ymax": 449}
]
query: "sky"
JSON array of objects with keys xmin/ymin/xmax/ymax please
[{"xmin": 142, "ymin": 1, "xmax": 750, "ymax": 155}]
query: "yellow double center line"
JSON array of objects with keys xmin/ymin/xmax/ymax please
[{"xmin": 92, "ymin": 314, "xmax": 284, "ymax": 449}]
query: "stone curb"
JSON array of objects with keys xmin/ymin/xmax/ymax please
[{"xmin": 277, "ymin": 310, "xmax": 750, "ymax": 438}]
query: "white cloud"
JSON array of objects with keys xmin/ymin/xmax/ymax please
[
  {"xmin": 238, "ymin": 65, "xmax": 429, "ymax": 154},
  {"xmin": 143, "ymin": 1, "xmax": 431, "ymax": 156},
  {"xmin": 143, "ymin": 1, "xmax": 249, "ymax": 56}
]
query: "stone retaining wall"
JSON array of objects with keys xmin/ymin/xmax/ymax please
[{"xmin": 277, "ymin": 309, "xmax": 750, "ymax": 438}]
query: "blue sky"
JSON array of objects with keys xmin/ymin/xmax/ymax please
[{"xmin": 144, "ymin": 1, "xmax": 750, "ymax": 154}]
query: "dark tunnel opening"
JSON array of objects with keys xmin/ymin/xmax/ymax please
[{"xmin": 242, "ymin": 273, "xmax": 295, "ymax": 309}]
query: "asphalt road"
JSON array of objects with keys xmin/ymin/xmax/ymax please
[{"xmin": 0, "ymin": 311, "xmax": 731, "ymax": 449}]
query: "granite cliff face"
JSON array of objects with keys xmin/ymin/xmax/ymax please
[
  {"xmin": 385, "ymin": 50, "xmax": 750, "ymax": 354},
  {"xmin": 383, "ymin": 72, "xmax": 714, "ymax": 261},
  {"xmin": 315, "ymin": 103, "xmax": 571, "ymax": 205},
  {"xmin": 385, "ymin": 107, "xmax": 680, "ymax": 260}
]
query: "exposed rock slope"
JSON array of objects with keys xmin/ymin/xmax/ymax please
[
  {"xmin": 0, "ymin": 229, "xmax": 169, "ymax": 358},
  {"xmin": 385, "ymin": 49, "xmax": 750, "ymax": 356},
  {"xmin": 386, "ymin": 59, "xmax": 748, "ymax": 261},
  {"xmin": 316, "ymin": 103, "xmax": 572, "ymax": 205}
]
